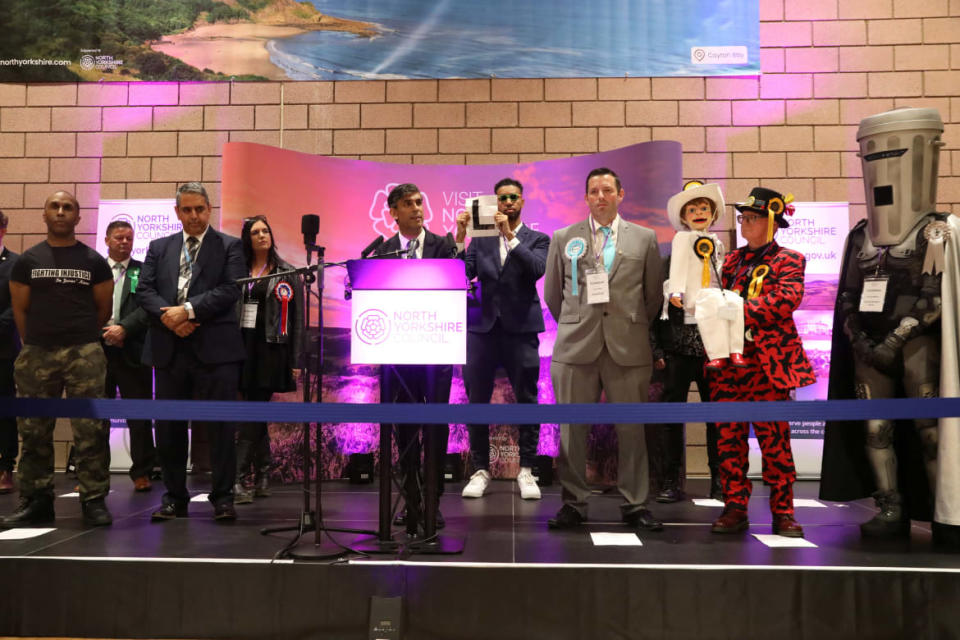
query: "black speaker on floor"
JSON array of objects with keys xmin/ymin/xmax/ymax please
[
  {"xmin": 368, "ymin": 596, "xmax": 403, "ymax": 640},
  {"xmin": 533, "ymin": 455, "xmax": 554, "ymax": 486},
  {"xmin": 347, "ymin": 453, "xmax": 375, "ymax": 484}
]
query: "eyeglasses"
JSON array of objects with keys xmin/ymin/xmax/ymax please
[
  {"xmin": 498, "ymin": 193, "xmax": 521, "ymax": 202},
  {"xmin": 736, "ymin": 214, "xmax": 765, "ymax": 225}
]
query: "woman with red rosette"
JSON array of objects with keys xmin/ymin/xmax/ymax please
[
  {"xmin": 709, "ymin": 187, "xmax": 816, "ymax": 538},
  {"xmin": 234, "ymin": 215, "xmax": 303, "ymax": 504}
]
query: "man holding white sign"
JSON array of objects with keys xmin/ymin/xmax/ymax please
[
  {"xmin": 543, "ymin": 168, "xmax": 664, "ymax": 532},
  {"xmin": 455, "ymin": 178, "xmax": 550, "ymax": 500}
]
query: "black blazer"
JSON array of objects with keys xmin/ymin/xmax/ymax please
[
  {"xmin": 460, "ymin": 225, "xmax": 549, "ymax": 334},
  {"xmin": 136, "ymin": 228, "xmax": 246, "ymax": 368},
  {"xmin": 108, "ymin": 258, "xmax": 150, "ymax": 367},
  {"xmin": 372, "ymin": 229, "xmax": 457, "ymax": 261},
  {"xmin": 0, "ymin": 248, "xmax": 21, "ymax": 360}
]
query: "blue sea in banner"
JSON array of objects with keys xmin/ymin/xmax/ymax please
[{"xmin": 269, "ymin": 0, "xmax": 759, "ymax": 80}]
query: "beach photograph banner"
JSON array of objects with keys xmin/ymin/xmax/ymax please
[{"xmin": 0, "ymin": 0, "xmax": 759, "ymax": 82}]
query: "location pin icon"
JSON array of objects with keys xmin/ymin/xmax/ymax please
[{"xmin": 694, "ymin": 48, "xmax": 705, "ymax": 62}]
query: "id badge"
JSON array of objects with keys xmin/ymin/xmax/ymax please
[
  {"xmin": 585, "ymin": 269, "xmax": 610, "ymax": 305},
  {"xmin": 241, "ymin": 302, "xmax": 259, "ymax": 328},
  {"xmin": 859, "ymin": 277, "xmax": 888, "ymax": 312}
]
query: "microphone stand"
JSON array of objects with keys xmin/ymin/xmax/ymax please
[{"xmin": 253, "ymin": 245, "xmax": 375, "ymax": 560}]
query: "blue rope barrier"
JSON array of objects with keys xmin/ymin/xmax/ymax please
[{"xmin": 2, "ymin": 397, "xmax": 959, "ymax": 425}]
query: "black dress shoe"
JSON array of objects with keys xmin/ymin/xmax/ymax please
[
  {"xmin": 624, "ymin": 508, "xmax": 664, "ymax": 531},
  {"xmin": 151, "ymin": 502, "xmax": 188, "ymax": 521},
  {"xmin": 548, "ymin": 503, "xmax": 585, "ymax": 530},
  {"xmin": 1, "ymin": 495, "xmax": 55, "ymax": 528},
  {"xmin": 393, "ymin": 506, "xmax": 445, "ymax": 530},
  {"xmin": 81, "ymin": 498, "xmax": 113, "ymax": 527},
  {"xmin": 655, "ymin": 485, "xmax": 684, "ymax": 504},
  {"xmin": 213, "ymin": 503, "xmax": 237, "ymax": 521}
]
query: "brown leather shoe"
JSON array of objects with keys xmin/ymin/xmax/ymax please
[
  {"xmin": 132, "ymin": 476, "xmax": 152, "ymax": 492},
  {"xmin": 772, "ymin": 514, "xmax": 804, "ymax": 538},
  {"xmin": 0, "ymin": 470, "xmax": 13, "ymax": 494},
  {"xmin": 711, "ymin": 506, "xmax": 749, "ymax": 533}
]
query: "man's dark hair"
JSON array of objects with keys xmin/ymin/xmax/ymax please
[
  {"xmin": 585, "ymin": 167, "xmax": 622, "ymax": 194},
  {"xmin": 387, "ymin": 183, "xmax": 421, "ymax": 209},
  {"xmin": 494, "ymin": 178, "xmax": 523, "ymax": 194},
  {"xmin": 0, "ymin": 210, "xmax": 7, "ymax": 229},
  {"xmin": 105, "ymin": 220, "xmax": 133, "ymax": 236},
  {"xmin": 176, "ymin": 182, "xmax": 210, "ymax": 208}
]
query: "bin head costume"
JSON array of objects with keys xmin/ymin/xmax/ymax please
[{"xmin": 820, "ymin": 107, "xmax": 951, "ymax": 538}]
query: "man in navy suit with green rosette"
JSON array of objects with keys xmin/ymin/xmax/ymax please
[
  {"xmin": 454, "ymin": 178, "xmax": 550, "ymax": 500},
  {"xmin": 137, "ymin": 182, "xmax": 246, "ymax": 522}
]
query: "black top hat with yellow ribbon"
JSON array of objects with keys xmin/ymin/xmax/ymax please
[{"xmin": 734, "ymin": 186, "xmax": 795, "ymax": 244}]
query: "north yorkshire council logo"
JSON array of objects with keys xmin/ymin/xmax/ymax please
[{"xmin": 356, "ymin": 309, "xmax": 390, "ymax": 345}]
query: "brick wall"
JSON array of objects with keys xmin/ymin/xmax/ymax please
[{"xmin": 1, "ymin": 0, "xmax": 958, "ymax": 473}]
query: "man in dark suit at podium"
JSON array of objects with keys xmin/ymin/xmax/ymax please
[
  {"xmin": 137, "ymin": 182, "xmax": 246, "ymax": 521},
  {"xmin": 100, "ymin": 220, "xmax": 157, "ymax": 492},
  {"xmin": 371, "ymin": 183, "xmax": 456, "ymax": 536},
  {"xmin": 454, "ymin": 178, "xmax": 550, "ymax": 500}
]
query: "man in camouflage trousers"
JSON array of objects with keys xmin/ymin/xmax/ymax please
[{"xmin": 2, "ymin": 191, "xmax": 114, "ymax": 528}]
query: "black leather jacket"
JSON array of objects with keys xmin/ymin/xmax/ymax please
[{"xmin": 237, "ymin": 259, "xmax": 304, "ymax": 367}]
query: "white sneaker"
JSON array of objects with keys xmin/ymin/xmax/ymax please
[
  {"xmin": 462, "ymin": 469, "xmax": 491, "ymax": 498},
  {"xmin": 517, "ymin": 467, "xmax": 541, "ymax": 500}
]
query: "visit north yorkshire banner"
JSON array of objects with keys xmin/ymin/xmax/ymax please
[
  {"xmin": 0, "ymin": 0, "xmax": 759, "ymax": 82},
  {"xmin": 219, "ymin": 139, "xmax": 682, "ymax": 334}
]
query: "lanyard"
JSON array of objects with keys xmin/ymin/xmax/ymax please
[
  {"xmin": 588, "ymin": 217, "xmax": 612, "ymax": 268},
  {"xmin": 731, "ymin": 242, "xmax": 774, "ymax": 288},
  {"xmin": 247, "ymin": 262, "xmax": 269, "ymax": 294},
  {"xmin": 113, "ymin": 263, "xmax": 126, "ymax": 283}
]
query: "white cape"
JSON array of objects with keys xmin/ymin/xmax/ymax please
[{"xmin": 936, "ymin": 214, "xmax": 960, "ymax": 525}]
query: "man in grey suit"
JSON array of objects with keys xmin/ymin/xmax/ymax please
[{"xmin": 544, "ymin": 167, "xmax": 664, "ymax": 531}]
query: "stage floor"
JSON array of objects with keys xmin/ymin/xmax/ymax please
[
  {"xmin": 1, "ymin": 473, "xmax": 957, "ymax": 571},
  {"xmin": 4, "ymin": 474, "xmax": 960, "ymax": 639}
]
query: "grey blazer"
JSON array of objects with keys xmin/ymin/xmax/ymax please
[{"xmin": 544, "ymin": 217, "xmax": 662, "ymax": 367}]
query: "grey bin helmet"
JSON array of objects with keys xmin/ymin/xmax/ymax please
[{"xmin": 857, "ymin": 107, "xmax": 945, "ymax": 247}]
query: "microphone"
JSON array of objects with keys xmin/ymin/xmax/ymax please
[
  {"xmin": 361, "ymin": 235, "xmax": 385, "ymax": 259},
  {"xmin": 301, "ymin": 214, "xmax": 320, "ymax": 247}
]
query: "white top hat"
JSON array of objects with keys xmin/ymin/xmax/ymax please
[{"xmin": 666, "ymin": 181, "xmax": 725, "ymax": 231}]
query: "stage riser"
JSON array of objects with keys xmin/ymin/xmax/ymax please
[{"xmin": 2, "ymin": 559, "xmax": 958, "ymax": 639}]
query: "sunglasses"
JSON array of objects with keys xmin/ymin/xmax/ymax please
[
  {"xmin": 497, "ymin": 193, "xmax": 521, "ymax": 202},
  {"xmin": 736, "ymin": 214, "xmax": 765, "ymax": 225}
]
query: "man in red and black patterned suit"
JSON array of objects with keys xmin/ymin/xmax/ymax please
[{"xmin": 709, "ymin": 187, "xmax": 816, "ymax": 538}]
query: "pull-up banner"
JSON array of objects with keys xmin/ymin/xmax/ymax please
[
  {"xmin": 1, "ymin": 0, "xmax": 758, "ymax": 82},
  {"xmin": 221, "ymin": 140, "xmax": 682, "ymax": 332}
]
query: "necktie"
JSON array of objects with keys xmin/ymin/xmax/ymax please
[
  {"xmin": 178, "ymin": 236, "xmax": 199, "ymax": 303},
  {"xmin": 111, "ymin": 263, "xmax": 125, "ymax": 323},
  {"xmin": 600, "ymin": 226, "xmax": 614, "ymax": 271},
  {"xmin": 405, "ymin": 238, "xmax": 419, "ymax": 259}
]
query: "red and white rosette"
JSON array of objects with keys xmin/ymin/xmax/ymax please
[{"xmin": 273, "ymin": 281, "xmax": 293, "ymax": 336}]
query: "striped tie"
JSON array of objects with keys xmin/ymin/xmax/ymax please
[{"xmin": 177, "ymin": 236, "xmax": 199, "ymax": 303}]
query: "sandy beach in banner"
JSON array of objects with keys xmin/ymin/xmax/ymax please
[{"xmin": 151, "ymin": 23, "xmax": 305, "ymax": 80}]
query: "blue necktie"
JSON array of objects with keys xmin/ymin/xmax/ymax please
[{"xmin": 600, "ymin": 226, "xmax": 614, "ymax": 271}]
